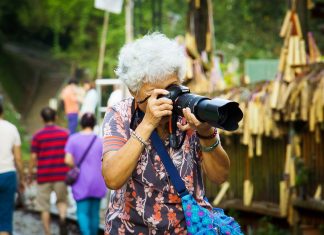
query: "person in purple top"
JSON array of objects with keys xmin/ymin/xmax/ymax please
[{"xmin": 64, "ymin": 113, "xmax": 107, "ymax": 235}]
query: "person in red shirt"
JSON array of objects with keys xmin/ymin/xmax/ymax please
[{"xmin": 28, "ymin": 107, "xmax": 69, "ymax": 235}]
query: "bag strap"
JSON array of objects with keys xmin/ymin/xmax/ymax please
[
  {"xmin": 76, "ymin": 135, "xmax": 97, "ymax": 167},
  {"xmin": 131, "ymin": 99, "xmax": 189, "ymax": 197},
  {"xmin": 150, "ymin": 131, "xmax": 189, "ymax": 198}
]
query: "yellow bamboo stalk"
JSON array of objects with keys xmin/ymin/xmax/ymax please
[
  {"xmin": 280, "ymin": 10, "xmax": 292, "ymax": 38},
  {"xmin": 293, "ymin": 13, "xmax": 303, "ymax": 38},
  {"xmin": 280, "ymin": 181, "xmax": 288, "ymax": 216},
  {"xmin": 256, "ymin": 135, "xmax": 262, "ymax": 157},
  {"xmin": 300, "ymin": 40, "xmax": 307, "ymax": 65},
  {"xmin": 284, "ymin": 144, "xmax": 292, "ymax": 175}
]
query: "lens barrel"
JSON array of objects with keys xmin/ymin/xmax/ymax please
[{"xmin": 165, "ymin": 85, "xmax": 243, "ymax": 131}]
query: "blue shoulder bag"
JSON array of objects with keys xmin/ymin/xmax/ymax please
[{"xmin": 150, "ymin": 130, "xmax": 243, "ymax": 235}]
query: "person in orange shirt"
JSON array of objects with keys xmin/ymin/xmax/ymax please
[{"xmin": 60, "ymin": 79, "xmax": 81, "ymax": 134}]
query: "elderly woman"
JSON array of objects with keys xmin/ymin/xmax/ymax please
[{"xmin": 102, "ymin": 33, "xmax": 230, "ymax": 234}]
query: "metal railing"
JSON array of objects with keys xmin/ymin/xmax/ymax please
[{"xmin": 95, "ymin": 78, "xmax": 129, "ymax": 128}]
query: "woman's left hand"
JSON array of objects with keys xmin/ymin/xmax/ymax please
[{"xmin": 177, "ymin": 107, "xmax": 213, "ymax": 134}]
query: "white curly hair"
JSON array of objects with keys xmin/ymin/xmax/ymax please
[{"xmin": 115, "ymin": 33, "xmax": 186, "ymax": 93}]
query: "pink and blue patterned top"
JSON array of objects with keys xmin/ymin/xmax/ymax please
[{"xmin": 102, "ymin": 98, "xmax": 213, "ymax": 234}]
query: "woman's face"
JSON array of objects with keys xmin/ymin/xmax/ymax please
[{"xmin": 134, "ymin": 73, "xmax": 180, "ymax": 112}]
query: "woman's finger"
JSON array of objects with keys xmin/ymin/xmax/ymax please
[
  {"xmin": 183, "ymin": 108, "xmax": 201, "ymax": 127},
  {"xmin": 150, "ymin": 89, "xmax": 169, "ymax": 99},
  {"xmin": 177, "ymin": 122, "xmax": 190, "ymax": 131},
  {"xmin": 157, "ymin": 103, "xmax": 173, "ymax": 111},
  {"xmin": 155, "ymin": 97, "xmax": 173, "ymax": 105}
]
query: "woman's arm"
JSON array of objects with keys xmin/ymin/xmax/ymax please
[
  {"xmin": 102, "ymin": 121, "xmax": 153, "ymax": 190},
  {"xmin": 178, "ymin": 107, "xmax": 230, "ymax": 184},
  {"xmin": 102, "ymin": 89, "xmax": 173, "ymax": 190},
  {"xmin": 199, "ymin": 132, "xmax": 230, "ymax": 184}
]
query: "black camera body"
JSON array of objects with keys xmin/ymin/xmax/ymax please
[{"xmin": 161, "ymin": 84, "xmax": 243, "ymax": 131}]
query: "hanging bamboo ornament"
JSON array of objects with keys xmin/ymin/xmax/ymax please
[
  {"xmin": 243, "ymin": 180, "xmax": 254, "ymax": 206},
  {"xmin": 278, "ymin": 48, "xmax": 288, "ymax": 72},
  {"xmin": 315, "ymin": 125, "xmax": 321, "ymax": 143},
  {"xmin": 185, "ymin": 32, "xmax": 199, "ymax": 59},
  {"xmin": 248, "ymin": 137, "xmax": 254, "ymax": 158},
  {"xmin": 300, "ymin": 40, "xmax": 307, "ymax": 65},
  {"xmin": 308, "ymin": 32, "xmax": 322, "ymax": 63},
  {"xmin": 314, "ymin": 185, "xmax": 322, "ymax": 200},
  {"xmin": 279, "ymin": 181, "xmax": 288, "ymax": 216},
  {"xmin": 271, "ymin": 80, "xmax": 281, "ymax": 108},
  {"xmin": 287, "ymin": 37, "xmax": 295, "ymax": 65},
  {"xmin": 256, "ymin": 135, "xmax": 262, "ymax": 157},
  {"xmin": 195, "ymin": 0, "xmax": 200, "ymax": 8},
  {"xmin": 186, "ymin": 58, "xmax": 194, "ymax": 79},
  {"xmin": 280, "ymin": 10, "xmax": 292, "ymax": 38},
  {"xmin": 205, "ymin": 31, "xmax": 212, "ymax": 52},
  {"xmin": 289, "ymin": 158, "xmax": 296, "ymax": 187},
  {"xmin": 309, "ymin": 104, "xmax": 316, "ymax": 132},
  {"xmin": 301, "ymin": 81, "xmax": 308, "ymax": 121},
  {"xmin": 293, "ymin": 13, "xmax": 303, "ymax": 38},
  {"xmin": 284, "ymin": 144, "xmax": 292, "ymax": 175},
  {"xmin": 242, "ymin": 107, "xmax": 250, "ymax": 145},
  {"xmin": 293, "ymin": 135, "xmax": 301, "ymax": 158}
]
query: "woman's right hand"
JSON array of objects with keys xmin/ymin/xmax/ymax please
[{"xmin": 142, "ymin": 89, "xmax": 173, "ymax": 130}]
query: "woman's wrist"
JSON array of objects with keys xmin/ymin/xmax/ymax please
[{"xmin": 196, "ymin": 127, "xmax": 217, "ymax": 139}]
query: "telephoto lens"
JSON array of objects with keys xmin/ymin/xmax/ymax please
[{"xmin": 163, "ymin": 85, "xmax": 243, "ymax": 131}]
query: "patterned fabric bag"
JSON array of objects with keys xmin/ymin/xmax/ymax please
[
  {"xmin": 150, "ymin": 131, "xmax": 243, "ymax": 235},
  {"xmin": 182, "ymin": 194, "xmax": 242, "ymax": 235}
]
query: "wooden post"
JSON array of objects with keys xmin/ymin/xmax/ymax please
[{"xmin": 97, "ymin": 11, "xmax": 110, "ymax": 79}]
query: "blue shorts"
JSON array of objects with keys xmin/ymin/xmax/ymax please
[{"xmin": 0, "ymin": 171, "xmax": 17, "ymax": 233}]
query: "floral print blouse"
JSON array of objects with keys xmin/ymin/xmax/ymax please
[{"xmin": 102, "ymin": 98, "xmax": 213, "ymax": 234}]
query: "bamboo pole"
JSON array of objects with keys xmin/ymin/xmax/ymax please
[
  {"xmin": 125, "ymin": 0, "xmax": 134, "ymax": 43},
  {"xmin": 97, "ymin": 11, "xmax": 110, "ymax": 79}
]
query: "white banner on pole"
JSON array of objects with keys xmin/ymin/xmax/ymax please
[{"xmin": 94, "ymin": 0, "xmax": 124, "ymax": 14}]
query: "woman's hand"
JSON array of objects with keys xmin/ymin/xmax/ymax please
[
  {"xmin": 142, "ymin": 89, "xmax": 173, "ymax": 130},
  {"xmin": 177, "ymin": 107, "xmax": 213, "ymax": 134}
]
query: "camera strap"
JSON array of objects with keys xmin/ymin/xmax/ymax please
[{"xmin": 130, "ymin": 98, "xmax": 186, "ymax": 150}]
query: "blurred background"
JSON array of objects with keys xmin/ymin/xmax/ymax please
[{"xmin": 0, "ymin": 0, "xmax": 323, "ymax": 234}]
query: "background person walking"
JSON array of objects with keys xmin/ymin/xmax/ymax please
[
  {"xmin": 64, "ymin": 113, "xmax": 106, "ymax": 235},
  {"xmin": 60, "ymin": 79, "xmax": 81, "ymax": 134},
  {"xmin": 0, "ymin": 101, "xmax": 25, "ymax": 235},
  {"xmin": 28, "ymin": 107, "xmax": 69, "ymax": 235},
  {"xmin": 80, "ymin": 80, "xmax": 98, "ymax": 116}
]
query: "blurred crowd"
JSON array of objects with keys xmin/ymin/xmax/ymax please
[{"xmin": 0, "ymin": 79, "xmax": 122, "ymax": 235}]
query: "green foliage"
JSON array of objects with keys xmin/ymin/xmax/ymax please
[
  {"xmin": 0, "ymin": 0, "xmax": 322, "ymax": 78},
  {"xmin": 213, "ymin": 0, "xmax": 286, "ymax": 62}
]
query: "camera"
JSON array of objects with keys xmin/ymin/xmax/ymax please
[{"xmin": 161, "ymin": 84, "xmax": 243, "ymax": 131}]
